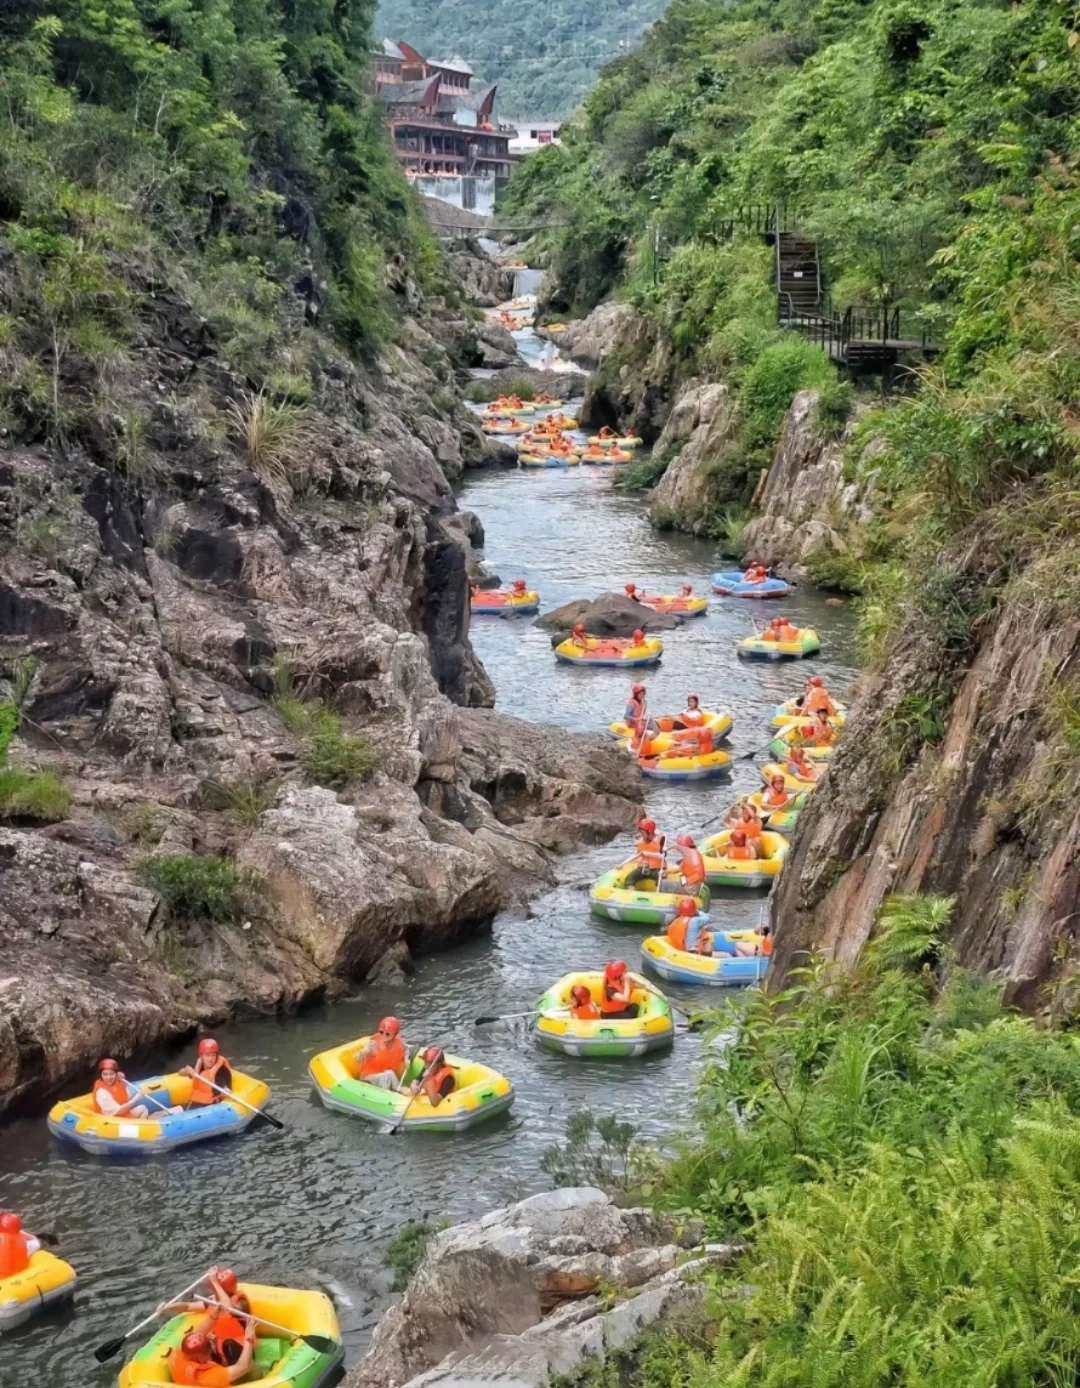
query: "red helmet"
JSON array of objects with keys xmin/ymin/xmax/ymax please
[
  {"xmin": 624, "ymin": 583, "xmax": 637, "ymax": 595},
  {"xmin": 677, "ymin": 897, "xmax": 697, "ymax": 917},
  {"xmin": 631, "ymin": 684, "xmax": 646, "ymax": 695},
  {"xmin": 632, "ymin": 628, "xmax": 645, "ymax": 643},
  {"xmin": 378, "ymin": 1016, "xmax": 401, "ymax": 1036},
  {"xmin": 604, "ymin": 960, "xmax": 628, "ymax": 980},
  {"xmin": 686, "ymin": 694, "xmax": 699, "ymax": 706},
  {"xmin": 681, "ymin": 584, "xmax": 692, "ymax": 595},
  {"xmin": 676, "ymin": 834, "xmax": 695, "ymax": 847},
  {"xmin": 732, "ymin": 829, "xmax": 747, "ymax": 844},
  {"xmin": 512, "ymin": 578, "xmax": 526, "ymax": 590},
  {"xmin": 98, "ymin": 1058, "xmax": 119, "ymax": 1072},
  {"xmin": 0, "ymin": 1213, "xmax": 22, "ymax": 1233},
  {"xmin": 571, "ymin": 985, "xmax": 592, "ymax": 1004},
  {"xmin": 809, "ymin": 675, "xmax": 824, "ymax": 686},
  {"xmin": 638, "ymin": 817, "xmax": 656, "ymax": 833},
  {"xmin": 770, "ymin": 774, "xmax": 786, "ymax": 787},
  {"xmin": 181, "ymin": 1331, "xmax": 211, "ymax": 1359},
  {"xmin": 572, "ymin": 623, "xmax": 586, "ymax": 635},
  {"xmin": 422, "ymin": 1046, "xmax": 444, "ymax": 1066},
  {"xmin": 197, "ymin": 1037, "xmax": 219, "ymax": 1056},
  {"xmin": 216, "ymin": 1268, "xmax": 239, "ymax": 1295}
]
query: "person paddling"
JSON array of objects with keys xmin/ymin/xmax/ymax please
[
  {"xmin": 353, "ymin": 1017, "xmax": 408, "ymax": 1091},
  {"xmin": 569, "ymin": 984, "xmax": 600, "ymax": 1020},
  {"xmin": 180, "ymin": 1038, "xmax": 231, "ymax": 1109},
  {"xmin": 0, "ymin": 1213, "xmax": 37, "ymax": 1279},
  {"xmin": 624, "ymin": 683, "xmax": 647, "ymax": 724},
  {"xmin": 159, "ymin": 1268, "xmax": 251, "ymax": 1367},
  {"xmin": 407, "ymin": 1047, "xmax": 456, "ymax": 1108},
  {"xmin": 600, "ymin": 961, "xmax": 638, "ymax": 1018},
  {"xmin": 168, "ymin": 1321, "xmax": 256, "ymax": 1385}
]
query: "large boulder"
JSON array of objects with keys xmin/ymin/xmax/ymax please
[
  {"xmin": 347, "ymin": 1189, "xmax": 740, "ymax": 1388},
  {"xmin": 537, "ymin": 593, "xmax": 682, "ymax": 638}
]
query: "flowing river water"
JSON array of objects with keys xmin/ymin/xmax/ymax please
[{"xmin": 0, "ymin": 289, "xmax": 859, "ymax": 1388}]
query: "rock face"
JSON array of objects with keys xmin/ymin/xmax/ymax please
[
  {"xmin": 0, "ymin": 278, "xmax": 641, "ymax": 1112},
  {"xmin": 347, "ymin": 1188, "xmax": 739, "ymax": 1388},
  {"xmin": 739, "ymin": 390, "xmax": 878, "ymax": 570},
  {"xmin": 769, "ymin": 579, "xmax": 1080, "ymax": 1010},
  {"xmin": 446, "ymin": 243, "xmax": 516, "ymax": 307},
  {"xmin": 539, "ymin": 304, "xmax": 636, "ymax": 371},
  {"xmin": 537, "ymin": 593, "xmax": 682, "ymax": 637},
  {"xmin": 648, "ymin": 381, "xmax": 736, "ymax": 531}
]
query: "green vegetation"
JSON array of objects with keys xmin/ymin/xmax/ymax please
[
  {"xmin": 384, "ymin": 1219, "xmax": 449, "ymax": 1290},
  {"xmin": 139, "ymin": 854, "xmax": 262, "ymax": 924},
  {"xmin": 0, "ymin": 657, "xmax": 71, "ymax": 822},
  {"xmin": 0, "ymin": 0, "xmax": 443, "ymax": 451},
  {"xmin": 541, "ymin": 1111, "xmax": 638, "ymax": 1192},
  {"xmin": 564, "ymin": 894, "xmax": 1080, "ymax": 1388},
  {"xmin": 273, "ymin": 659, "xmax": 378, "ymax": 790}
]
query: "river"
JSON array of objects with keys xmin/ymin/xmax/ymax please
[{"xmin": 0, "ymin": 302, "xmax": 859, "ymax": 1388}]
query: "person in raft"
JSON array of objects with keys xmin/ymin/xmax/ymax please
[
  {"xmin": 353, "ymin": 1017, "xmax": 408, "ymax": 1091},
  {"xmin": 742, "ymin": 560, "xmax": 769, "ymax": 584},
  {"xmin": 407, "ymin": 1046, "xmax": 456, "ymax": 1107},
  {"xmin": 761, "ymin": 773, "xmax": 795, "ymax": 811},
  {"xmin": 169, "ymin": 1320, "xmax": 256, "ymax": 1386},
  {"xmin": 624, "ymin": 583, "xmax": 642, "ymax": 602},
  {"xmin": 726, "ymin": 801, "xmax": 763, "ymax": 840},
  {"xmin": 803, "ymin": 707, "xmax": 836, "ymax": 747},
  {"xmin": 179, "ymin": 1037, "xmax": 231, "ymax": 1108},
  {"xmin": 600, "ymin": 960, "xmax": 638, "ymax": 1019},
  {"xmin": 0, "ymin": 1212, "xmax": 40, "ymax": 1279},
  {"xmin": 736, "ymin": 925, "xmax": 774, "ymax": 959},
  {"xmin": 763, "ymin": 616, "xmax": 800, "ymax": 642},
  {"xmin": 725, "ymin": 828, "xmax": 758, "ymax": 861},
  {"xmin": 624, "ymin": 683, "xmax": 647, "ymax": 724},
  {"xmin": 633, "ymin": 818, "xmax": 665, "ymax": 882},
  {"xmin": 160, "ymin": 1268, "xmax": 252, "ymax": 1367},
  {"xmin": 93, "ymin": 1057, "xmax": 182, "ymax": 1119},
  {"xmin": 786, "ymin": 745, "xmax": 820, "ymax": 783},
  {"xmin": 667, "ymin": 897, "xmax": 713, "ymax": 955},
  {"xmin": 570, "ymin": 622, "xmax": 589, "ymax": 648},
  {"xmin": 799, "ymin": 673, "xmax": 836, "ymax": 715},
  {"xmin": 569, "ymin": 984, "xmax": 600, "ymax": 1020},
  {"xmin": 658, "ymin": 834, "xmax": 706, "ymax": 896},
  {"xmin": 674, "ymin": 693, "xmax": 706, "ymax": 728}
]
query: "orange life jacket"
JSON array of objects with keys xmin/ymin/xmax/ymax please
[
  {"xmin": 761, "ymin": 935, "xmax": 774, "ymax": 956},
  {"xmin": 775, "ymin": 624, "xmax": 799, "ymax": 641},
  {"xmin": 739, "ymin": 816, "xmax": 763, "ymax": 838},
  {"xmin": 744, "ymin": 566, "xmax": 767, "ymax": 582},
  {"xmin": 695, "ymin": 728, "xmax": 715, "ymax": 756},
  {"xmin": 190, "ymin": 1055, "xmax": 230, "ymax": 1106},
  {"xmin": 637, "ymin": 736, "xmax": 663, "ymax": 759},
  {"xmin": 727, "ymin": 843, "xmax": 755, "ymax": 860},
  {"xmin": 210, "ymin": 1298, "xmax": 250, "ymax": 1358},
  {"xmin": 93, "ymin": 1077, "xmax": 131, "ymax": 1112},
  {"xmin": 423, "ymin": 1062, "xmax": 456, "ymax": 1105},
  {"xmin": 0, "ymin": 1232, "xmax": 31, "ymax": 1279},
  {"xmin": 637, "ymin": 836, "xmax": 664, "ymax": 871},
  {"xmin": 787, "ymin": 756, "xmax": 814, "ymax": 780},
  {"xmin": 804, "ymin": 689, "xmax": 836, "ymax": 716},
  {"xmin": 806, "ymin": 722, "xmax": 833, "ymax": 748},
  {"xmin": 679, "ymin": 847, "xmax": 706, "ymax": 888},
  {"xmin": 168, "ymin": 1350, "xmax": 231, "ymax": 1386},
  {"xmin": 571, "ymin": 1000, "xmax": 600, "ymax": 1020},
  {"xmin": 763, "ymin": 787, "xmax": 791, "ymax": 808},
  {"xmin": 358, "ymin": 1034, "xmax": 406, "ymax": 1080},
  {"xmin": 601, "ymin": 979, "xmax": 633, "ymax": 1014},
  {"xmin": 680, "ymin": 707, "xmax": 705, "ymax": 727},
  {"xmin": 667, "ymin": 918, "xmax": 688, "ymax": 951}
]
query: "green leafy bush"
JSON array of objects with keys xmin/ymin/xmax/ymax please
[
  {"xmin": 139, "ymin": 855, "xmax": 262, "ymax": 925},
  {"xmin": 384, "ymin": 1219, "xmax": 448, "ymax": 1291},
  {"xmin": 303, "ymin": 716, "xmax": 378, "ymax": 790},
  {"xmin": 0, "ymin": 767, "xmax": 71, "ymax": 822}
]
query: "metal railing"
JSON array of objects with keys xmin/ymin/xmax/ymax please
[
  {"xmin": 780, "ymin": 298, "xmax": 936, "ymax": 355},
  {"xmin": 706, "ymin": 202, "xmax": 801, "ymax": 242}
]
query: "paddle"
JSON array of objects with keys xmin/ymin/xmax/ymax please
[
  {"xmin": 634, "ymin": 974, "xmax": 701, "ymax": 1029},
  {"xmin": 193, "ymin": 1297, "xmax": 337, "ymax": 1355},
  {"xmin": 474, "ymin": 1007, "xmax": 572, "ymax": 1026},
  {"xmin": 191, "ymin": 1075, "xmax": 284, "ymax": 1131},
  {"xmin": 384, "ymin": 1050, "xmax": 425, "ymax": 1136},
  {"xmin": 94, "ymin": 1272, "xmax": 211, "ymax": 1362}
]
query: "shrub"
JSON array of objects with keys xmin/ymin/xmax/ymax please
[
  {"xmin": 384, "ymin": 1220, "xmax": 448, "ymax": 1291},
  {"xmin": 303, "ymin": 715, "xmax": 378, "ymax": 790},
  {"xmin": 715, "ymin": 504, "xmax": 751, "ymax": 557},
  {"xmin": 139, "ymin": 854, "xmax": 262, "ymax": 924},
  {"xmin": 738, "ymin": 338, "xmax": 835, "ymax": 453},
  {"xmin": 813, "ymin": 377, "xmax": 854, "ymax": 439},
  {"xmin": 541, "ymin": 1111, "xmax": 638, "ymax": 1191},
  {"xmin": 227, "ymin": 390, "xmax": 307, "ymax": 504},
  {"xmin": 0, "ymin": 768, "xmax": 71, "ymax": 822},
  {"xmin": 806, "ymin": 545, "xmax": 865, "ymax": 593},
  {"xmin": 201, "ymin": 778, "xmax": 276, "ymax": 828},
  {"xmin": 617, "ymin": 452, "xmax": 669, "ymax": 491}
]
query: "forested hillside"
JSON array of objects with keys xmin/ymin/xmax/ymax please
[{"xmin": 374, "ymin": 0, "xmax": 669, "ymax": 116}]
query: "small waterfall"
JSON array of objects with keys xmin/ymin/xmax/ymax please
[
  {"xmin": 413, "ymin": 175, "xmax": 498, "ymax": 216},
  {"xmin": 513, "ymin": 267, "xmax": 545, "ymax": 298}
]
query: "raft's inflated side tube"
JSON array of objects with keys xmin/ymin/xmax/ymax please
[
  {"xmin": 118, "ymin": 1283, "xmax": 344, "ymax": 1388},
  {"xmin": 639, "ymin": 747, "xmax": 732, "ymax": 781},
  {"xmin": 47, "ymin": 1070, "xmax": 271, "ymax": 1156},
  {"xmin": 519, "ymin": 452, "xmax": 580, "ymax": 468},
  {"xmin": 589, "ymin": 859, "xmax": 710, "ymax": 926},
  {"xmin": 635, "ymin": 594, "xmax": 709, "ymax": 618},
  {"xmin": 309, "ymin": 1039, "xmax": 513, "ymax": 1132},
  {"xmin": 746, "ymin": 788, "xmax": 808, "ymax": 833},
  {"xmin": 0, "ymin": 1251, "xmax": 77, "ymax": 1334},
  {"xmin": 640, "ymin": 935, "xmax": 769, "ymax": 987},
  {"xmin": 534, "ymin": 972, "xmax": 675, "ymax": 1057},
  {"xmin": 737, "ymin": 628, "xmax": 821, "ymax": 661},
  {"xmin": 770, "ymin": 697, "xmax": 847, "ymax": 728},
  {"xmin": 470, "ymin": 589, "xmax": 541, "ymax": 617},
  {"xmin": 699, "ymin": 828, "xmax": 790, "ymax": 888},
  {"xmin": 711, "ymin": 571, "xmax": 791, "ymax": 599},
  {"xmin": 607, "ymin": 708, "xmax": 734, "ymax": 748},
  {"xmin": 760, "ymin": 761, "xmax": 823, "ymax": 792},
  {"xmin": 555, "ymin": 635, "xmax": 663, "ymax": 668},
  {"xmin": 769, "ymin": 723, "xmax": 837, "ymax": 761}
]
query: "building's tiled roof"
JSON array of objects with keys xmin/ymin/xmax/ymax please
[
  {"xmin": 436, "ymin": 83, "xmax": 496, "ymax": 115},
  {"xmin": 431, "ymin": 54, "xmax": 474, "ymax": 75},
  {"xmin": 380, "ymin": 39, "xmax": 405, "ymax": 59},
  {"xmin": 378, "ymin": 78, "xmax": 437, "ymax": 104}
]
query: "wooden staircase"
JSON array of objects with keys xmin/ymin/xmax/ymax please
[{"xmin": 776, "ymin": 232, "xmax": 822, "ymax": 321}]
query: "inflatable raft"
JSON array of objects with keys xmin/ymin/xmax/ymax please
[
  {"xmin": 737, "ymin": 627, "xmax": 820, "ymax": 660},
  {"xmin": 700, "ymin": 829, "xmax": 790, "ymax": 887},
  {"xmin": 555, "ymin": 634, "xmax": 663, "ymax": 668},
  {"xmin": 309, "ymin": 1039, "xmax": 513, "ymax": 1132},
  {"xmin": 534, "ymin": 973, "xmax": 675, "ymax": 1057},
  {"xmin": 639, "ymin": 746, "xmax": 732, "ymax": 781},
  {"xmin": 519, "ymin": 452, "xmax": 580, "ymax": 468},
  {"xmin": 587, "ymin": 434, "xmax": 642, "ymax": 449},
  {"xmin": 747, "ymin": 788, "xmax": 808, "ymax": 833},
  {"xmin": 608, "ymin": 708, "xmax": 733, "ymax": 747},
  {"xmin": 711, "ymin": 571, "xmax": 791, "ymax": 598},
  {"xmin": 769, "ymin": 723, "xmax": 837, "ymax": 761},
  {"xmin": 641, "ymin": 935, "xmax": 769, "ymax": 986},
  {"xmin": 471, "ymin": 587, "xmax": 540, "ymax": 617},
  {"xmin": 633, "ymin": 592, "xmax": 709, "ymax": 618},
  {"xmin": 47, "ymin": 1070, "xmax": 271, "ymax": 1156},
  {"xmin": 770, "ymin": 697, "xmax": 846, "ymax": 728},
  {"xmin": 760, "ymin": 760, "xmax": 823, "ymax": 792},
  {"xmin": 0, "ymin": 1250, "xmax": 77, "ymax": 1333},
  {"xmin": 118, "ymin": 1282, "xmax": 343, "ymax": 1388},
  {"xmin": 590, "ymin": 859, "xmax": 709, "ymax": 926}
]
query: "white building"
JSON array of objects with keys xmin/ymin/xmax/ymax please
[{"xmin": 508, "ymin": 121, "xmax": 562, "ymax": 156}]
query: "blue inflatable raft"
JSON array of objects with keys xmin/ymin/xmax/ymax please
[{"xmin": 711, "ymin": 571, "xmax": 791, "ymax": 598}]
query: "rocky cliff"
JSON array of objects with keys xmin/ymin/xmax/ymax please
[{"xmin": 0, "ymin": 267, "xmax": 641, "ymax": 1114}]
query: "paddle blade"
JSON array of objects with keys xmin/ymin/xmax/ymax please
[
  {"xmin": 94, "ymin": 1337, "xmax": 127, "ymax": 1363},
  {"xmin": 301, "ymin": 1333, "xmax": 339, "ymax": 1354},
  {"xmin": 473, "ymin": 1015, "xmax": 501, "ymax": 1026},
  {"xmin": 253, "ymin": 1109, "xmax": 285, "ymax": 1131}
]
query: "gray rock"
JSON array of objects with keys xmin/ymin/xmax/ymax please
[{"xmin": 537, "ymin": 593, "xmax": 681, "ymax": 637}]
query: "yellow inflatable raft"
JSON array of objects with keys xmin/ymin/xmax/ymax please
[
  {"xmin": 760, "ymin": 760, "xmax": 823, "ymax": 792},
  {"xmin": 639, "ymin": 746, "xmax": 732, "ymax": 781},
  {"xmin": 641, "ymin": 935, "xmax": 769, "ymax": 986},
  {"xmin": 771, "ymin": 697, "xmax": 847, "ymax": 728},
  {"xmin": 589, "ymin": 858, "xmax": 709, "ymax": 926},
  {"xmin": 608, "ymin": 708, "xmax": 733, "ymax": 748},
  {"xmin": 309, "ymin": 1039, "xmax": 514, "ymax": 1132},
  {"xmin": 587, "ymin": 435, "xmax": 642, "ymax": 449},
  {"xmin": 737, "ymin": 628, "xmax": 821, "ymax": 660},
  {"xmin": 770, "ymin": 723, "xmax": 837, "ymax": 761},
  {"xmin": 700, "ymin": 829, "xmax": 790, "ymax": 887},
  {"xmin": 118, "ymin": 1282, "xmax": 343, "ymax": 1387},
  {"xmin": 0, "ymin": 1250, "xmax": 77, "ymax": 1333},
  {"xmin": 555, "ymin": 634, "xmax": 663, "ymax": 667},
  {"xmin": 534, "ymin": 972, "xmax": 675, "ymax": 1057}
]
